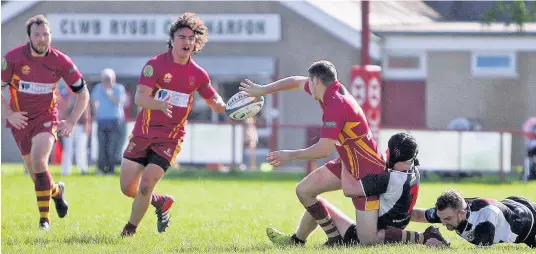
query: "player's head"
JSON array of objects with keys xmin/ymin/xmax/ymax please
[
  {"xmin": 307, "ymin": 60, "xmax": 338, "ymax": 101},
  {"xmin": 435, "ymin": 189, "xmax": 468, "ymax": 231},
  {"xmin": 167, "ymin": 13, "xmax": 208, "ymax": 58},
  {"xmin": 386, "ymin": 132, "xmax": 418, "ymax": 170},
  {"xmin": 26, "ymin": 14, "xmax": 51, "ymax": 55}
]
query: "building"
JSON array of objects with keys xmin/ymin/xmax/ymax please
[
  {"xmin": 2, "ymin": 1, "xmax": 534, "ymax": 170},
  {"xmin": 1, "ymin": 0, "xmax": 437, "ymax": 166}
]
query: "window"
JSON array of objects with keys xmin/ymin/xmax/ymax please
[
  {"xmin": 383, "ymin": 51, "xmax": 426, "ymax": 80},
  {"xmin": 471, "ymin": 52, "xmax": 517, "ymax": 78},
  {"xmin": 387, "ymin": 55, "xmax": 421, "ymax": 69}
]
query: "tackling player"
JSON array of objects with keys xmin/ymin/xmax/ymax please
[
  {"xmin": 1, "ymin": 15, "xmax": 90, "ymax": 230},
  {"xmin": 266, "ymin": 133, "xmax": 449, "ymax": 247},
  {"xmin": 119, "ymin": 13, "xmax": 226, "ymax": 237},
  {"xmin": 240, "ymin": 60, "xmax": 385, "ymax": 245},
  {"xmin": 412, "ymin": 189, "xmax": 536, "ymax": 248}
]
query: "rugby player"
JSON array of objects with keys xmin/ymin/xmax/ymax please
[
  {"xmin": 240, "ymin": 60, "xmax": 385, "ymax": 245},
  {"xmin": 266, "ymin": 133, "xmax": 449, "ymax": 247},
  {"xmin": 1, "ymin": 14, "xmax": 89, "ymax": 230},
  {"xmin": 119, "ymin": 13, "xmax": 226, "ymax": 237},
  {"xmin": 412, "ymin": 189, "xmax": 536, "ymax": 248}
]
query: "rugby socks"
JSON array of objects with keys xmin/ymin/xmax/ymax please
[
  {"xmin": 151, "ymin": 194, "xmax": 165, "ymax": 208},
  {"xmin": 305, "ymin": 200, "xmax": 342, "ymax": 242},
  {"xmin": 384, "ymin": 227, "xmax": 424, "ymax": 244},
  {"xmin": 34, "ymin": 172, "xmax": 52, "ymax": 224}
]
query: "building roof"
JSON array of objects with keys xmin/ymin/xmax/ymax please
[
  {"xmin": 1, "ymin": 0, "xmax": 39, "ymax": 23},
  {"xmin": 279, "ymin": 0, "xmax": 441, "ymax": 59},
  {"xmin": 373, "ymin": 21, "xmax": 536, "ymax": 36}
]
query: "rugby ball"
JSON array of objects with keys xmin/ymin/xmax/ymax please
[{"xmin": 225, "ymin": 91, "xmax": 265, "ymax": 120}]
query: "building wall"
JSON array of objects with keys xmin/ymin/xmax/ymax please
[
  {"xmin": 427, "ymin": 51, "xmax": 536, "ymax": 165},
  {"xmin": 1, "ymin": 1, "xmax": 359, "ymax": 162},
  {"xmin": 382, "ymin": 80, "xmax": 426, "ymax": 128}
]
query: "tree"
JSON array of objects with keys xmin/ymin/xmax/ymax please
[{"xmin": 481, "ymin": 0, "xmax": 535, "ymax": 32}]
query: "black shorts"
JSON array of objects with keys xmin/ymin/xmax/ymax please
[
  {"xmin": 124, "ymin": 149, "xmax": 171, "ymax": 172},
  {"xmin": 505, "ymin": 196, "xmax": 536, "ymax": 248}
]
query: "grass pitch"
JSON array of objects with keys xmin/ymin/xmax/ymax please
[{"xmin": 2, "ymin": 163, "xmax": 535, "ymax": 253}]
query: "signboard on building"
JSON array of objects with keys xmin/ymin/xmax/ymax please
[
  {"xmin": 47, "ymin": 14, "xmax": 281, "ymax": 42},
  {"xmin": 350, "ymin": 65, "xmax": 382, "ymax": 142}
]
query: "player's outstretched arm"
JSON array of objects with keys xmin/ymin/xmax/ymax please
[
  {"xmin": 290, "ymin": 138, "xmax": 334, "ymax": 160},
  {"xmin": 239, "ymin": 76, "xmax": 308, "ymax": 97},
  {"xmin": 411, "ymin": 208, "xmax": 442, "ymax": 223},
  {"xmin": 205, "ymin": 93, "xmax": 226, "ymax": 113},
  {"xmin": 134, "ymin": 84, "xmax": 172, "ymax": 117},
  {"xmin": 266, "ymin": 138, "xmax": 334, "ymax": 167},
  {"xmin": 410, "ymin": 209, "xmax": 429, "ymax": 223}
]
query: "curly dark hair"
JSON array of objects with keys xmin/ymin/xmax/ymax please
[
  {"xmin": 167, "ymin": 13, "xmax": 208, "ymax": 54},
  {"xmin": 436, "ymin": 189, "xmax": 466, "ymax": 211},
  {"xmin": 26, "ymin": 14, "xmax": 50, "ymax": 36}
]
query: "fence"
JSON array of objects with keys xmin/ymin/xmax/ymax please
[{"xmin": 85, "ymin": 121, "xmax": 529, "ymax": 178}]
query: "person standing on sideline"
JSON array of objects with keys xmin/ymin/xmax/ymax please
[{"xmin": 91, "ymin": 68, "xmax": 126, "ymax": 175}]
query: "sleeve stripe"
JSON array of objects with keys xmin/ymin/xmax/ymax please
[{"xmin": 70, "ymin": 78, "xmax": 83, "ymax": 87}]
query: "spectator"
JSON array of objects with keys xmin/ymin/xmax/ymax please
[
  {"xmin": 447, "ymin": 117, "xmax": 473, "ymax": 131},
  {"xmin": 91, "ymin": 68, "xmax": 126, "ymax": 175},
  {"xmin": 447, "ymin": 117, "xmax": 483, "ymax": 131}
]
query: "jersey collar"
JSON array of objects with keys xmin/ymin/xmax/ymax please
[{"xmin": 323, "ymin": 80, "xmax": 342, "ymax": 102}]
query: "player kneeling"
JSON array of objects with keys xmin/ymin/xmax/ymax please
[{"xmin": 266, "ymin": 133, "xmax": 450, "ymax": 247}]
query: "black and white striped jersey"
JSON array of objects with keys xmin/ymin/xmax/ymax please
[
  {"xmin": 425, "ymin": 197, "xmax": 536, "ymax": 246},
  {"xmin": 359, "ymin": 166, "xmax": 420, "ymax": 229}
]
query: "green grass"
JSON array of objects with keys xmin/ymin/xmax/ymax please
[{"xmin": 2, "ymin": 163, "xmax": 536, "ymax": 253}]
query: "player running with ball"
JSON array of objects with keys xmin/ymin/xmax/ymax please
[{"xmin": 119, "ymin": 13, "xmax": 226, "ymax": 237}]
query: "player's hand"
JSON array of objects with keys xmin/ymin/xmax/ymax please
[
  {"xmin": 266, "ymin": 150, "xmax": 292, "ymax": 167},
  {"xmin": 6, "ymin": 111, "xmax": 28, "ymax": 130},
  {"xmin": 105, "ymin": 88, "xmax": 113, "ymax": 97},
  {"xmin": 239, "ymin": 79, "xmax": 266, "ymax": 97},
  {"xmin": 57, "ymin": 119, "xmax": 75, "ymax": 137},
  {"xmin": 159, "ymin": 97, "xmax": 173, "ymax": 118}
]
